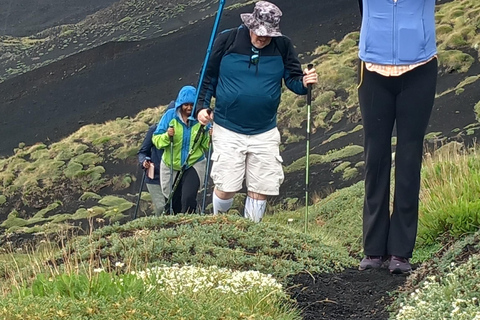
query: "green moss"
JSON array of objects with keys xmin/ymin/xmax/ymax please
[
  {"xmin": 79, "ymin": 192, "xmax": 102, "ymax": 201},
  {"xmin": 342, "ymin": 167, "xmax": 359, "ymax": 180},
  {"xmin": 333, "ymin": 162, "xmax": 351, "ymax": 173},
  {"xmin": 325, "ymin": 132, "xmax": 347, "ymax": 143},
  {"xmin": 99, "ymin": 196, "xmax": 133, "ymax": 208},
  {"xmin": 355, "ymin": 161, "xmax": 365, "ymax": 168},
  {"xmin": 475, "ymin": 101, "xmax": 480, "ymax": 121},
  {"xmin": 26, "ymin": 143, "xmax": 47, "ymax": 153},
  {"xmin": 438, "ymin": 50, "xmax": 474, "ymax": 73},
  {"xmin": 330, "ymin": 110, "xmax": 344, "ymax": 124},
  {"xmin": 52, "ymin": 143, "xmax": 89, "ymax": 161},
  {"xmin": 29, "ymin": 148, "xmax": 50, "ymax": 160},
  {"xmin": 92, "ymin": 136, "xmax": 112, "ymax": 145},
  {"xmin": 436, "ymin": 24, "xmax": 454, "ymax": 36},
  {"xmin": 32, "ymin": 202, "xmax": 61, "ymax": 219},
  {"xmin": 1, "ymin": 210, "xmax": 28, "ymax": 229},
  {"xmin": 113, "ymin": 145, "xmax": 140, "ymax": 160},
  {"xmin": 0, "ymin": 195, "xmax": 6, "ymax": 205},
  {"xmin": 73, "ymin": 152, "xmax": 102, "ymax": 165},
  {"xmin": 323, "ymin": 145, "xmax": 364, "ymax": 163},
  {"xmin": 444, "ymin": 32, "xmax": 468, "ymax": 49},
  {"xmin": 285, "ymin": 145, "xmax": 363, "ymax": 173},
  {"xmin": 425, "ymin": 132, "xmax": 443, "ymax": 140},
  {"xmin": 64, "ymin": 161, "xmax": 83, "ymax": 179},
  {"xmin": 119, "ymin": 17, "xmax": 133, "ymax": 24}
]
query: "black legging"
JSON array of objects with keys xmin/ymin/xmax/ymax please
[
  {"xmin": 358, "ymin": 58, "xmax": 437, "ymax": 258},
  {"xmin": 166, "ymin": 166, "xmax": 200, "ymax": 214}
]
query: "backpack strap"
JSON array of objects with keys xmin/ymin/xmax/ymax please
[
  {"xmin": 221, "ymin": 26, "xmax": 241, "ymax": 57},
  {"xmin": 273, "ymin": 36, "xmax": 288, "ymax": 64}
]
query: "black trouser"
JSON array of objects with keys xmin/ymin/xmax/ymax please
[
  {"xmin": 165, "ymin": 166, "xmax": 200, "ymax": 214},
  {"xmin": 358, "ymin": 58, "xmax": 437, "ymax": 258}
]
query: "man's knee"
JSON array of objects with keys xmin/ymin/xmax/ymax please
[
  {"xmin": 247, "ymin": 191, "xmax": 267, "ymax": 200},
  {"xmin": 215, "ymin": 188, "xmax": 236, "ymax": 200}
]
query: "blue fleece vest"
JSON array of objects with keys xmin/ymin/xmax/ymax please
[{"xmin": 359, "ymin": 0, "xmax": 437, "ymax": 65}]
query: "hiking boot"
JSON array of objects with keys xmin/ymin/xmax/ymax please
[
  {"xmin": 389, "ymin": 256, "xmax": 412, "ymax": 274},
  {"xmin": 358, "ymin": 256, "xmax": 384, "ymax": 271}
]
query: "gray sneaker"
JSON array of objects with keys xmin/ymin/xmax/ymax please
[
  {"xmin": 389, "ymin": 256, "xmax": 412, "ymax": 274},
  {"xmin": 359, "ymin": 256, "xmax": 384, "ymax": 271}
]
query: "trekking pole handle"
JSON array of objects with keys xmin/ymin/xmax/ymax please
[
  {"xmin": 169, "ymin": 125, "xmax": 174, "ymax": 142},
  {"xmin": 307, "ymin": 64, "xmax": 314, "ymax": 105}
]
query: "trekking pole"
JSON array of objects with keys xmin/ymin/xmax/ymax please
[
  {"xmin": 133, "ymin": 169, "xmax": 146, "ymax": 219},
  {"xmin": 168, "ymin": 0, "xmax": 224, "ymax": 211},
  {"xmin": 189, "ymin": 0, "xmax": 226, "ymax": 122},
  {"xmin": 169, "ymin": 125, "xmax": 174, "ymax": 215},
  {"xmin": 165, "ymin": 127, "xmax": 207, "ymax": 210},
  {"xmin": 304, "ymin": 63, "xmax": 314, "ymax": 233},
  {"xmin": 201, "ymin": 138, "xmax": 213, "ymax": 214}
]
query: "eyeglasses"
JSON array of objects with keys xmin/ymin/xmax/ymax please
[{"xmin": 250, "ymin": 46, "xmax": 259, "ymax": 65}]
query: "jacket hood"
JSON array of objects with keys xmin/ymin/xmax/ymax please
[{"xmin": 175, "ymin": 86, "xmax": 197, "ymax": 109}]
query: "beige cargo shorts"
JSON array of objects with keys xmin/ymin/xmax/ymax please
[{"xmin": 210, "ymin": 124, "xmax": 284, "ymax": 195}]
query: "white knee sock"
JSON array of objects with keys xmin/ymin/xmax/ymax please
[
  {"xmin": 212, "ymin": 192, "xmax": 233, "ymax": 215},
  {"xmin": 244, "ymin": 196, "xmax": 267, "ymax": 223}
]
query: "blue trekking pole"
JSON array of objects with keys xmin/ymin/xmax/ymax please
[
  {"xmin": 305, "ymin": 64, "xmax": 314, "ymax": 233},
  {"xmin": 189, "ymin": 0, "xmax": 226, "ymax": 122},
  {"xmin": 201, "ymin": 139, "xmax": 213, "ymax": 214},
  {"xmin": 183, "ymin": 0, "xmax": 225, "ymax": 214},
  {"xmin": 165, "ymin": 0, "xmax": 225, "ymax": 212}
]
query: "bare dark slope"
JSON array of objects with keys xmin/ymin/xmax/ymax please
[
  {"xmin": 0, "ymin": 0, "xmax": 360, "ymax": 156},
  {"xmin": 0, "ymin": 0, "xmax": 119, "ymax": 36}
]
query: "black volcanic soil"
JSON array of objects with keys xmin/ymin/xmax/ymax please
[
  {"xmin": 1, "ymin": 0, "xmax": 477, "ymax": 319},
  {"xmin": 0, "ymin": 0, "xmax": 119, "ymax": 36}
]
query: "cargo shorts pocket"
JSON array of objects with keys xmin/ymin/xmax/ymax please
[
  {"xmin": 210, "ymin": 152, "xmax": 220, "ymax": 182},
  {"xmin": 275, "ymin": 155, "xmax": 285, "ymax": 187}
]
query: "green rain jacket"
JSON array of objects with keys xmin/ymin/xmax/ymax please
[{"xmin": 152, "ymin": 86, "xmax": 210, "ymax": 171}]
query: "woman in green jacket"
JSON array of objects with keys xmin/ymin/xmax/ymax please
[{"xmin": 152, "ymin": 86, "xmax": 210, "ymax": 214}]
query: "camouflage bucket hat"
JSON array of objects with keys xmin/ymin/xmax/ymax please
[{"xmin": 240, "ymin": 1, "xmax": 282, "ymax": 37}]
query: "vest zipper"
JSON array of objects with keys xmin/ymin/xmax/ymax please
[{"xmin": 393, "ymin": 0, "xmax": 397, "ymax": 64}]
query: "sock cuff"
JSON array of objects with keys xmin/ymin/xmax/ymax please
[
  {"xmin": 213, "ymin": 192, "xmax": 233, "ymax": 214},
  {"xmin": 244, "ymin": 196, "xmax": 267, "ymax": 223}
]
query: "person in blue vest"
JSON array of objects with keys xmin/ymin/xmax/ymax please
[
  {"xmin": 137, "ymin": 101, "xmax": 175, "ymax": 216},
  {"xmin": 356, "ymin": 0, "xmax": 438, "ymax": 274},
  {"xmin": 195, "ymin": 1, "xmax": 318, "ymax": 223}
]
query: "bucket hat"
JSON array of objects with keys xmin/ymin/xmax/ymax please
[{"xmin": 240, "ymin": 1, "xmax": 282, "ymax": 37}]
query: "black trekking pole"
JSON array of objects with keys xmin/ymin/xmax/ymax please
[
  {"xmin": 304, "ymin": 63, "xmax": 314, "ymax": 233},
  {"xmin": 169, "ymin": 126, "xmax": 174, "ymax": 214},
  {"xmin": 201, "ymin": 138, "xmax": 213, "ymax": 214},
  {"xmin": 164, "ymin": 127, "xmax": 207, "ymax": 211},
  {"xmin": 133, "ymin": 169, "xmax": 146, "ymax": 219}
]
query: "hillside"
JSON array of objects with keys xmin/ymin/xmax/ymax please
[{"xmin": 1, "ymin": 0, "xmax": 480, "ymax": 319}]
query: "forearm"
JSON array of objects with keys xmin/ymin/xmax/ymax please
[{"xmin": 152, "ymin": 133, "xmax": 170, "ymax": 149}]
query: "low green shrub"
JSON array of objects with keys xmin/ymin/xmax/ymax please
[{"xmin": 66, "ymin": 215, "xmax": 355, "ymax": 279}]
